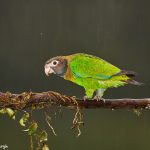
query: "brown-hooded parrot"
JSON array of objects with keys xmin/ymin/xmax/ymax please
[{"xmin": 44, "ymin": 53, "xmax": 142, "ymax": 100}]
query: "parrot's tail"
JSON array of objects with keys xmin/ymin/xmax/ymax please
[
  {"xmin": 126, "ymin": 79, "xmax": 144, "ymax": 86},
  {"xmin": 114, "ymin": 70, "xmax": 144, "ymax": 85},
  {"xmin": 121, "ymin": 70, "xmax": 144, "ymax": 86}
]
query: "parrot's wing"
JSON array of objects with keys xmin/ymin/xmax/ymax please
[{"xmin": 70, "ymin": 54, "xmax": 121, "ymax": 80}]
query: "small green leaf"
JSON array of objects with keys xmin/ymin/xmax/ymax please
[
  {"xmin": 0, "ymin": 109, "xmax": 6, "ymax": 114},
  {"xmin": 6, "ymin": 108, "xmax": 16, "ymax": 120},
  {"xmin": 19, "ymin": 113, "xmax": 29, "ymax": 127},
  {"xmin": 39, "ymin": 131, "xmax": 48, "ymax": 142},
  {"xmin": 42, "ymin": 144, "xmax": 49, "ymax": 150},
  {"xmin": 28, "ymin": 122, "xmax": 38, "ymax": 136}
]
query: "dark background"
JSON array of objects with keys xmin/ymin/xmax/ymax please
[{"xmin": 0, "ymin": 0, "xmax": 150, "ymax": 150}]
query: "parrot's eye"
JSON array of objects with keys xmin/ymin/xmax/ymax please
[
  {"xmin": 53, "ymin": 61, "xmax": 58, "ymax": 65},
  {"xmin": 51, "ymin": 60, "xmax": 59, "ymax": 66}
]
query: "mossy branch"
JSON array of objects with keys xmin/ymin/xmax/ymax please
[
  {"xmin": 0, "ymin": 90, "xmax": 149, "ymax": 149},
  {"xmin": 0, "ymin": 91, "xmax": 150, "ymax": 110}
]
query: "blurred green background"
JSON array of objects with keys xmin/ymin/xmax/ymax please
[{"xmin": 0, "ymin": 0, "xmax": 150, "ymax": 150}]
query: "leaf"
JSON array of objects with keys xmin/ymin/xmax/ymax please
[
  {"xmin": 42, "ymin": 144, "xmax": 49, "ymax": 150},
  {"xmin": 19, "ymin": 113, "xmax": 29, "ymax": 127},
  {"xmin": 0, "ymin": 108, "xmax": 16, "ymax": 119},
  {"xmin": 39, "ymin": 131, "xmax": 48, "ymax": 142},
  {"xmin": 0, "ymin": 109, "xmax": 6, "ymax": 114},
  {"xmin": 28, "ymin": 122, "xmax": 38, "ymax": 136},
  {"xmin": 6, "ymin": 108, "xmax": 16, "ymax": 120}
]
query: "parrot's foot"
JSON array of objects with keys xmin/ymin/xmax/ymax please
[
  {"xmin": 93, "ymin": 95, "xmax": 105, "ymax": 102},
  {"xmin": 83, "ymin": 96, "xmax": 89, "ymax": 101}
]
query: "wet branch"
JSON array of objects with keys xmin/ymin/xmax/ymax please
[{"xmin": 0, "ymin": 91, "xmax": 150, "ymax": 110}]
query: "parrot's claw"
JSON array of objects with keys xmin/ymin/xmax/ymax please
[
  {"xmin": 83, "ymin": 96, "xmax": 89, "ymax": 101},
  {"xmin": 94, "ymin": 96, "xmax": 105, "ymax": 102}
]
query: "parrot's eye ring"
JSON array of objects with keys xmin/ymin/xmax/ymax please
[{"xmin": 51, "ymin": 60, "xmax": 59, "ymax": 66}]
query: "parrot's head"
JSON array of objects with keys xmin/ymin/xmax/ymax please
[{"xmin": 44, "ymin": 56, "xmax": 68, "ymax": 77}]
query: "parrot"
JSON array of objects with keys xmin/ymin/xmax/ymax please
[{"xmin": 44, "ymin": 53, "xmax": 142, "ymax": 100}]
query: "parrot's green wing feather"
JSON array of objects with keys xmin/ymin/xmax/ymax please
[{"xmin": 70, "ymin": 54, "xmax": 121, "ymax": 80}]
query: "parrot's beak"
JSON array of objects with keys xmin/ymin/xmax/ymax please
[{"xmin": 44, "ymin": 64, "xmax": 54, "ymax": 76}]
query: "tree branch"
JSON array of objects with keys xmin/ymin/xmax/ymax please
[{"xmin": 0, "ymin": 91, "xmax": 150, "ymax": 110}]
